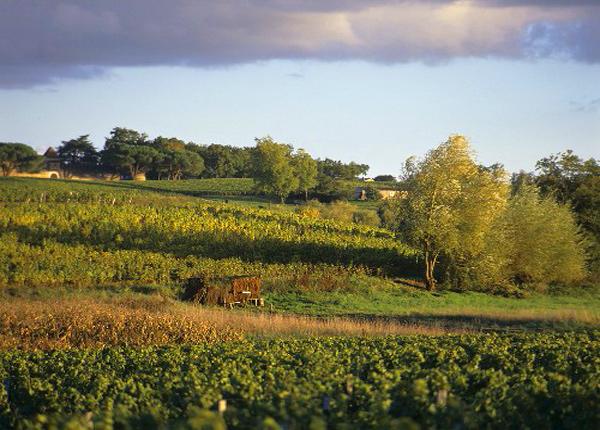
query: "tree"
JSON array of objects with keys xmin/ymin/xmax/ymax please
[
  {"xmin": 374, "ymin": 174, "xmax": 396, "ymax": 182},
  {"xmin": 502, "ymin": 185, "xmax": 586, "ymax": 285},
  {"xmin": 0, "ymin": 143, "xmax": 42, "ymax": 176},
  {"xmin": 510, "ymin": 170, "xmax": 536, "ymax": 195},
  {"xmin": 534, "ymin": 151, "xmax": 600, "ymax": 277},
  {"xmin": 158, "ymin": 149, "xmax": 204, "ymax": 180},
  {"xmin": 292, "ymin": 149, "xmax": 318, "ymax": 200},
  {"xmin": 252, "ymin": 136, "xmax": 299, "ymax": 203},
  {"xmin": 152, "ymin": 137, "xmax": 205, "ymax": 179},
  {"xmin": 386, "ymin": 135, "xmax": 508, "ymax": 290},
  {"xmin": 101, "ymin": 127, "xmax": 160, "ymax": 179},
  {"xmin": 188, "ymin": 143, "xmax": 253, "ymax": 178},
  {"xmin": 101, "ymin": 144, "xmax": 161, "ymax": 179},
  {"xmin": 317, "ymin": 158, "xmax": 369, "ymax": 180},
  {"xmin": 104, "ymin": 127, "xmax": 149, "ymax": 149},
  {"xmin": 57, "ymin": 135, "xmax": 98, "ymax": 177}
]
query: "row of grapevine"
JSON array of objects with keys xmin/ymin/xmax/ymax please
[
  {"xmin": 0, "ymin": 233, "xmax": 371, "ymax": 292},
  {"xmin": 0, "ymin": 201, "xmax": 417, "ymax": 272},
  {"xmin": 1, "ymin": 333, "xmax": 598, "ymax": 429}
]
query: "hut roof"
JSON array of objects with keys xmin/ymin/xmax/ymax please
[{"xmin": 43, "ymin": 147, "xmax": 58, "ymax": 158}]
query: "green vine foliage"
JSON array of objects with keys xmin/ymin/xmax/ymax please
[
  {"xmin": 1, "ymin": 333, "xmax": 598, "ymax": 429},
  {"xmin": 0, "ymin": 200, "xmax": 417, "ymax": 275}
]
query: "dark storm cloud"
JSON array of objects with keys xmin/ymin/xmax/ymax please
[{"xmin": 0, "ymin": 0, "xmax": 598, "ymax": 88}]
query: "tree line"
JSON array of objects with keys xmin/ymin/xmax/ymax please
[{"xmin": 0, "ymin": 128, "xmax": 371, "ymax": 200}]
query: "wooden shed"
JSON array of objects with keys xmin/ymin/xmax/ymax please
[{"xmin": 183, "ymin": 275, "xmax": 263, "ymax": 307}]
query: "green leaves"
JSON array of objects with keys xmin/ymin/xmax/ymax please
[
  {"xmin": 0, "ymin": 197, "xmax": 417, "ymax": 277},
  {"xmin": 0, "ymin": 143, "xmax": 43, "ymax": 177},
  {"xmin": 1, "ymin": 333, "xmax": 598, "ymax": 429},
  {"xmin": 252, "ymin": 137, "xmax": 299, "ymax": 202}
]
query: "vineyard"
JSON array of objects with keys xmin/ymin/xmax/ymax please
[
  {"xmin": 1, "ymin": 333, "xmax": 598, "ymax": 429},
  {"xmin": 0, "ymin": 200, "xmax": 416, "ymax": 274},
  {"xmin": 0, "ymin": 233, "xmax": 376, "ymax": 292},
  {"xmin": 0, "ymin": 177, "xmax": 255, "ymax": 201},
  {"xmin": 1, "ymin": 178, "xmax": 598, "ymax": 429}
]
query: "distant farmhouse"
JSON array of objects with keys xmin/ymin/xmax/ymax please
[{"xmin": 354, "ymin": 186, "xmax": 406, "ymax": 200}]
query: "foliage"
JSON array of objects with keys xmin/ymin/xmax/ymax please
[
  {"xmin": 292, "ymin": 149, "xmax": 318, "ymax": 200},
  {"xmin": 0, "ymin": 177, "xmax": 258, "ymax": 202},
  {"xmin": 510, "ymin": 170, "xmax": 536, "ymax": 195},
  {"xmin": 188, "ymin": 143, "xmax": 254, "ymax": 178},
  {"xmin": 252, "ymin": 137, "xmax": 299, "ymax": 202},
  {"xmin": 103, "ymin": 127, "xmax": 149, "ymax": 149},
  {"xmin": 317, "ymin": 158, "xmax": 369, "ymax": 180},
  {"xmin": 374, "ymin": 174, "xmax": 397, "ymax": 182},
  {"xmin": 363, "ymin": 185, "xmax": 382, "ymax": 201},
  {"xmin": 101, "ymin": 130, "xmax": 163, "ymax": 178},
  {"xmin": 1, "ymin": 333, "xmax": 598, "ymax": 429},
  {"xmin": 57, "ymin": 135, "xmax": 99, "ymax": 177},
  {"xmin": 152, "ymin": 137, "xmax": 205, "ymax": 180},
  {"xmin": 501, "ymin": 185, "xmax": 587, "ymax": 285},
  {"xmin": 352, "ymin": 208, "xmax": 381, "ymax": 227},
  {"xmin": 0, "ymin": 197, "xmax": 416, "ymax": 273},
  {"xmin": 534, "ymin": 150, "xmax": 600, "ymax": 277},
  {"xmin": 386, "ymin": 135, "xmax": 509, "ymax": 290},
  {"xmin": 0, "ymin": 143, "xmax": 42, "ymax": 176},
  {"xmin": 0, "ymin": 232, "xmax": 374, "ymax": 293},
  {"xmin": 312, "ymin": 174, "xmax": 354, "ymax": 202},
  {"xmin": 296, "ymin": 200, "xmax": 380, "ymax": 227}
]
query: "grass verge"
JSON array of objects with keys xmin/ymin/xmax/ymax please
[{"xmin": 0, "ymin": 296, "xmax": 461, "ymax": 350}]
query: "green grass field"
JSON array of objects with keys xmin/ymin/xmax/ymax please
[{"xmin": 265, "ymin": 285, "xmax": 600, "ymax": 330}]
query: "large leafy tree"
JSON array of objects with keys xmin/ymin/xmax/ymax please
[
  {"xmin": 0, "ymin": 143, "xmax": 42, "ymax": 176},
  {"xmin": 387, "ymin": 135, "xmax": 508, "ymax": 290},
  {"xmin": 188, "ymin": 143, "xmax": 253, "ymax": 178},
  {"xmin": 293, "ymin": 149, "xmax": 318, "ymax": 200},
  {"xmin": 57, "ymin": 135, "xmax": 99, "ymax": 177},
  {"xmin": 101, "ymin": 128, "xmax": 160, "ymax": 179},
  {"xmin": 252, "ymin": 136, "xmax": 299, "ymax": 203},
  {"xmin": 153, "ymin": 137, "xmax": 204, "ymax": 180},
  {"xmin": 104, "ymin": 127, "xmax": 149, "ymax": 149}
]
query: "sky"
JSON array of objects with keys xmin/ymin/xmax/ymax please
[{"xmin": 1, "ymin": 0, "xmax": 599, "ymax": 176}]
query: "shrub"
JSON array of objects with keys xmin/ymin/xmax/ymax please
[
  {"xmin": 502, "ymin": 185, "xmax": 587, "ymax": 285},
  {"xmin": 353, "ymin": 209, "xmax": 381, "ymax": 227}
]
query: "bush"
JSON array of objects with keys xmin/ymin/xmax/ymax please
[
  {"xmin": 296, "ymin": 200, "xmax": 380, "ymax": 227},
  {"xmin": 319, "ymin": 200, "xmax": 355, "ymax": 223},
  {"xmin": 353, "ymin": 209, "xmax": 381, "ymax": 227},
  {"xmin": 502, "ymin": 185, "xmax": 587, "ymax": 285}
]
